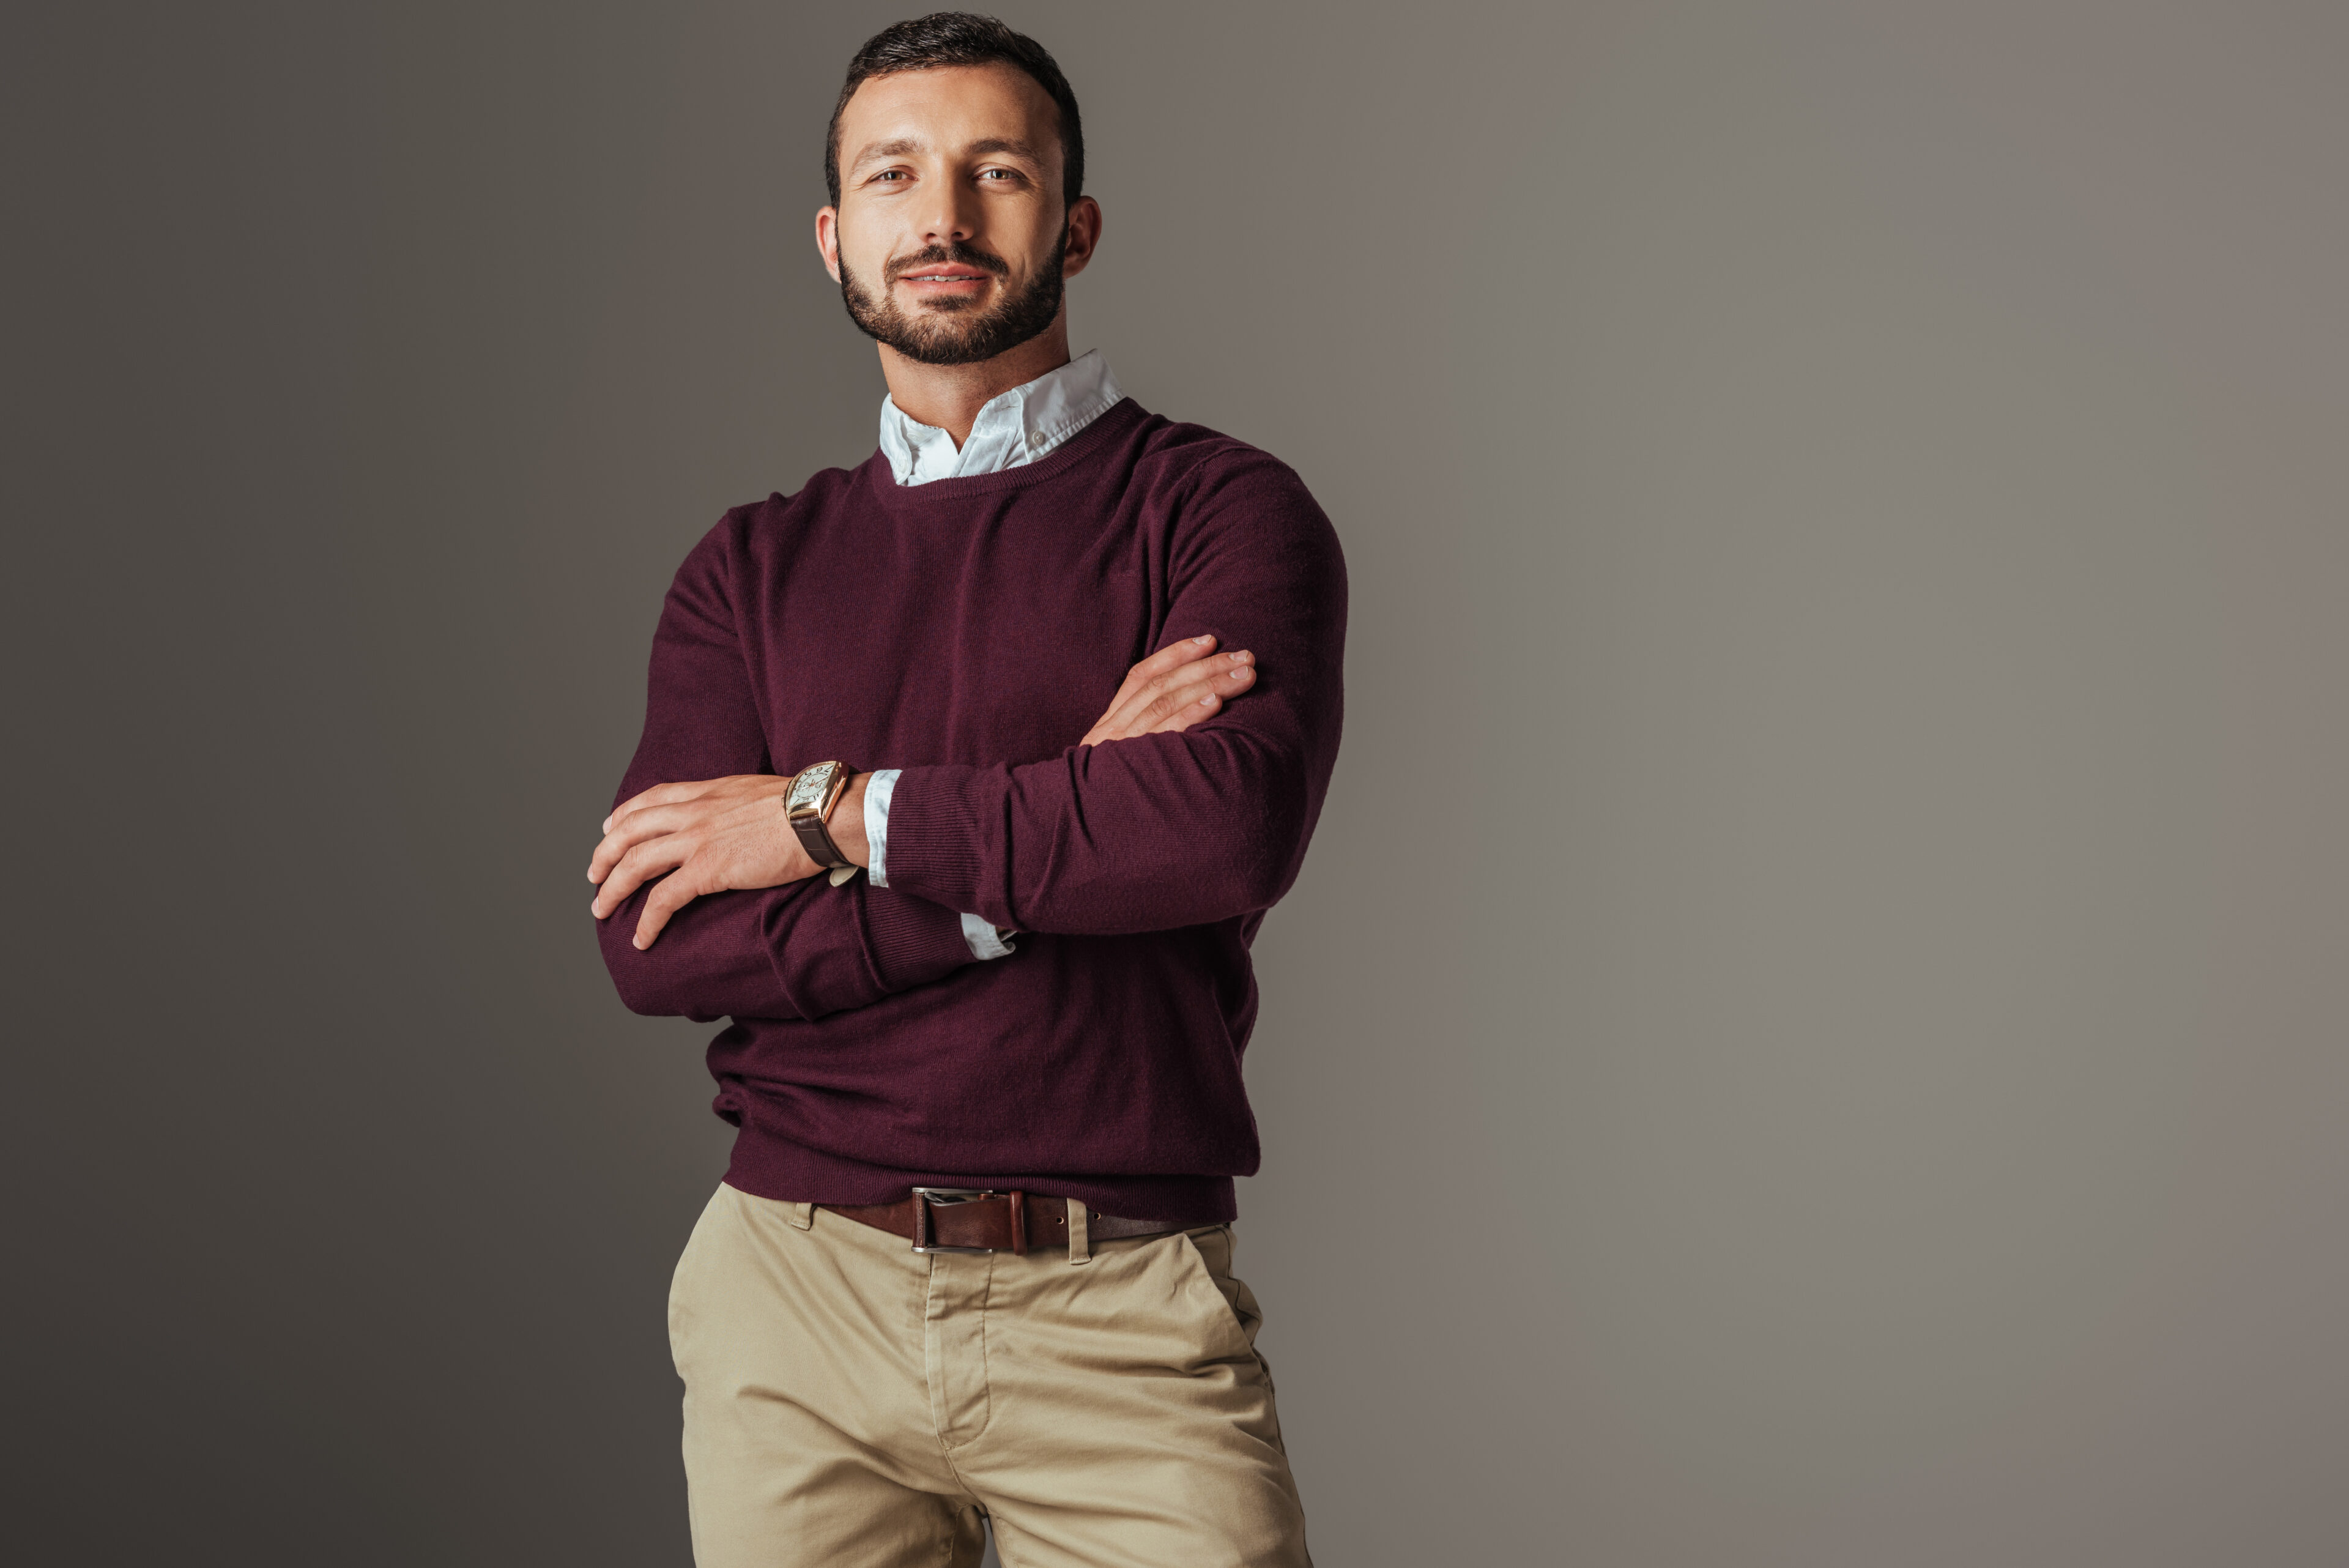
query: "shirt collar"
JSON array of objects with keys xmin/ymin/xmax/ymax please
[{"xmin": 878, "ymin": 350, "xmax": 1124, "ymax": 487}]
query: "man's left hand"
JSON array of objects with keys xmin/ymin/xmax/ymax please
[{"xmin": 590, "ymin": 775, "xmax": 838, "ymax": 949}]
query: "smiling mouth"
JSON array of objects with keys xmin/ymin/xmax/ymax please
[{"xmin": 903, "ymin": 273, "xmax": 990, "ymax": 283}]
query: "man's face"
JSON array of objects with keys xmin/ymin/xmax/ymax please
[{"xmin": 821, "ymin": 63, "xmax": 1094, "ymax": 366}]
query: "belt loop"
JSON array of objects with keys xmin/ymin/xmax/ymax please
[
  {"xmin": 1066, "ymin": 1198, "xmax": 1092, "ymax": 1266},
  {"xmin": 787, "ymin": 1202, "xmax": 815, "ymax": 1232}
]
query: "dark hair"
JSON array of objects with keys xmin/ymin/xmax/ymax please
[{"xmin": 825, "ymin": 12, "xmax": 1084, "ymax": 211}]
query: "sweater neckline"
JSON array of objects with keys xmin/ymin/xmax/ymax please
[{"xmin": 861, "ymin": 397, "xmax": 1148, "ymax": 510}]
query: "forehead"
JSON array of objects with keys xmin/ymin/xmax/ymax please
[{"xmin": 838, "ymin": 62, "xmax": 1061, "ymax": 168}]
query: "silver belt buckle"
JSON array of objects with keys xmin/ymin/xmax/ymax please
[{"xmin": 910, "ymin": 1187, "xmax": 998, "ymax": 1254}]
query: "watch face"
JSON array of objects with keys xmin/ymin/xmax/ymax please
[{"xmin": 785, "ymin": 764, "xmax": 836, "ymax": 814}]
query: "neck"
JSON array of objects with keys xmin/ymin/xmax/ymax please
[{"xmin": 880, "ymin": 314, "xmax": 1073, "ymax": 448}]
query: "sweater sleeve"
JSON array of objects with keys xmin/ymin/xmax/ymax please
[
  {"xmin": 879, "ymin": 450, "xmax": 1348, "ymax": 935},
  {"xmin": 595, "ymin": 516, "xmax": 984, "ymax": 1022}
]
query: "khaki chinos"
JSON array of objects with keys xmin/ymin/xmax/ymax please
[{"xmin": 669, "ymin": 1182, "xmax": 1313, "ymax": 1567}]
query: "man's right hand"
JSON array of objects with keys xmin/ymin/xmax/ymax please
[{"xmin": 1081, "ymin": 634, "xmax": 1257, "ymax": 746}]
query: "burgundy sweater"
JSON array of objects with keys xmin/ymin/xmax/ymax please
[{"xmin": 596, "ymin": 399, "xmax": 1348, "ymax": 1223}]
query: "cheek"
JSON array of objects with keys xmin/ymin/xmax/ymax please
[{"xmin": 833, "ymin": 218, "xmax": 897, "ymax": 283}]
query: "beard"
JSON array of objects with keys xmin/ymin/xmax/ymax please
[{"xmin": 837, "ymin": 232, "xmax": 1067, "ymax": 366}]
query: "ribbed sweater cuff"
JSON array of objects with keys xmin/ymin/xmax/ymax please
[
  {"xmin": 880, "ymin": 765, "xmax": 987, "ymax": 913},
  {"xmin": 859, "ymin": 878, "xmax": 984, "ymax": 989}
]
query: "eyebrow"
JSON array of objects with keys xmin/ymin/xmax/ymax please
[
  {"xmin": 850, "ymin": 137, "xmax": 922, "ymax": 169},
  {"xmin": 965, "ymin": 137, "xmax": 1041, "ymax": 163},
  {"xmin": 848, "ymin": 135, "xmax": 1044, "ymax": 171}
]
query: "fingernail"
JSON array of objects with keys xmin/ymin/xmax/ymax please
[
  {"xmin": 1193, "ymin": 634, "xmax": 1212, "ymax": 644},
  {"xmin": 601, "ymin": 817, "xmax": 611, "ymax": 831},
  {"xmin": 633, "ymin": 936, "xmax": 647, "ymax": 949}
]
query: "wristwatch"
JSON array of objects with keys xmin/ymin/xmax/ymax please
[{"xmin": 785, "ymin": 760, "xmax": 860, "ymax": 879}]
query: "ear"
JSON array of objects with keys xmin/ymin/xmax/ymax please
[
  {"xmin": 815, "ymin": 207, "xmax": 842, "ymax": 283},
  {"xmin": 1059, "ymin": 195, "xmax": 1102, "ymax": 281}
]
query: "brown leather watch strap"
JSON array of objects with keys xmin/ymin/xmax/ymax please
[
  {"xmin": 818, "ymin": 1192, "xmax": 1184, "ymax": 1253},
  {"xmin": 792, "ymin": 808, "xmax": 850, "ymax": 871},
  {"xmin": 786, "ymin": 761, "xmax": 859, "ymax": 871}
]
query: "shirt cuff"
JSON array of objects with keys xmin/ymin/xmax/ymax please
[
  {"xmin": 862, "ymin": 768, "xmax": 901, "ymax": 886},
  {"xmin": 960, "ymin": 912, "xmax": 1017, "ymax": 961}
]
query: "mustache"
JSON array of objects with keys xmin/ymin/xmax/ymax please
[{"xmin": 883, "ymin": 242, "xmax": 1010, "ymax": 284}]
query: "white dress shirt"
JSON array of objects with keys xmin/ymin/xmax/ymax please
[
  {"xmin": 861, "ymin": 350, "xmax": 1127, "ymax": 961},
  {"xmin": 875, "ymin": 347, "xmax": 1124, "ymax": 486}
]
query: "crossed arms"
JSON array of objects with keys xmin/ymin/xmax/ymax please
[
  {"xmin": 588, "ymin": 458, "xmax": 1346, "ymax": 1024},
  {"xmin": 589, "ymin": 634, "xmax": 1260, "ymax": 945}
]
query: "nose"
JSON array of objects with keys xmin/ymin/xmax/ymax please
[{"xmin": 913, "ymin": 171, "xmax": 981, "ymax": 250}]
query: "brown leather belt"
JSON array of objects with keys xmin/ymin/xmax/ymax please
[{"xmin": 820, "ymin": 1188, "xmax": 1184, "ymax": 1254}]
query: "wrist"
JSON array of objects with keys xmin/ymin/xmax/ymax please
[{"xmin": 830, "ymin": 771, "xmax": 872, "ymax": 868}]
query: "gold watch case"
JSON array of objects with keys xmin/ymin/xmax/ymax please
[{"xmin": 785, "ymin": 759, "xmax": 850, "ymax": 822}]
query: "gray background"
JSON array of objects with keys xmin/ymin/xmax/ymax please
[{"xmin": 8, "ymin": 2, "xmax": 2345, "ymax": 1564}]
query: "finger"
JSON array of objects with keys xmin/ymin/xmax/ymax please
[
  {"xmin": 593, "ymin": 833, "xmax": 696, "ymax": 918},
  {"xmin": 1099, "ymin": 648, "xmax": 1255, "ymax": 739},
  {"xmin": 1130, "ymin": 633, "xmax": 1219, "ymax": 682},
  {"xmin": 604, "ymin": 776, "xmax": 733, "ymax": 834},
  {"xmin": 607, "ymin": 780, "xmax": 704, "ymax": 828},
  {"xmin": 1148, "ymin": 661, "xmax": 1256, "ymax": 729},
  {"xmin": 1092, "ymin": 655, "xmax": 1251, "ymax": 742},
  {"xmin": 1093, "ymin": 659, "xmax": 1259, "ymax": 743},
  {"xmin": 589, "ymin": 803, "xmax": 708, "ymax": 882},
  {"xmin": 633, "ymin": 864, "xmax": 710, "ymax": 949},
  {"xmin": 1101, "ymin": 634, "xmax": 1222, "ymax": 715},
  {"xmin": 1149, "ymin": 680, "xmax": 1242, "ymax": 734},
  {"xmin": 598, "ymin": 776, "xmax": 779, "ymax": 874},
  {"xmin": 1121, "ymin": 653, "xmax": 1255, "ymax": 735}
]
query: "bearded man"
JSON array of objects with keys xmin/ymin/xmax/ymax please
[{"xmin": 587, "ymin": 15, "xmax": 1345, "ymax": 1566}]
